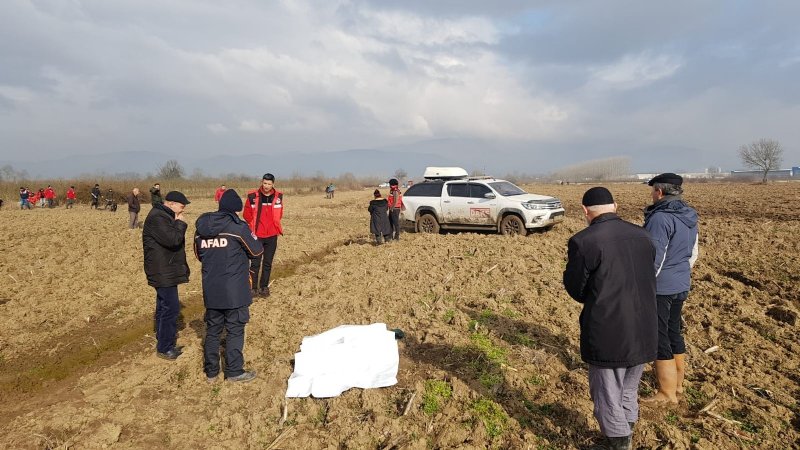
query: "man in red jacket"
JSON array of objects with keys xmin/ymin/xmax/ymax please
[
  {"xmin": 214, "ymin": 184, "xmax": 227, "ymax": 202},
  {"xmin": 65, "ymin": 186, "xmax": 76, "ymax": 209},
  {"xmin": 243, "ymin": 173, "xmax": 283, "ymax": 297},
  {"xmin": 44, "ymin": 185, "xmax": 56, "ymax": 208}
]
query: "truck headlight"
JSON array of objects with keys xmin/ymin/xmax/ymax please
[{"xmin": 521, "ymin": 202, "xmax": 546, "ymax": 210}]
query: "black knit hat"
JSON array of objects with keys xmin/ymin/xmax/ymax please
[
  {"xmin": 648, "ymin": 172, "xmax": 683, "ymax": 186},
  {"xmin": 581, "ymin": 187, "xmax": 615, "ymax": 207},
  {"xmin": 389, "ymin": 178, "xmax": 399, "ymax": 186},
  {"xmin": 218, "ymin": 189, "xmax": 243, "ymax": 213}
]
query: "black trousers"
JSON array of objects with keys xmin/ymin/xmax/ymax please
[
  {"xmin": 389, "ymin": 208, "xmax": 401, "ymax": 240},
  {"xmin": 204, "ymin": 306, "xmax": 249, "ymax": 378},
  {"xmin": 656, "ymin": 291, "xmax": 688, "ymax": 360},
  {"xmin": 250, "ymin": 236, "xmax": 278, "ymax": 289}
]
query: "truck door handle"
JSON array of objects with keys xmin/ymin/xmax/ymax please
[
  {"xmin": 443, "ymin": 200, "xmax": 450, "ymax": 203},
  {"xmin": 467, "ymin": 201, "xmax": 475, "ymax": 204}
]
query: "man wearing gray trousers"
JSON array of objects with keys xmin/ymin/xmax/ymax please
[{"xmin": 563, "ymin": 187, "xmax": 658, "ymax": 450}]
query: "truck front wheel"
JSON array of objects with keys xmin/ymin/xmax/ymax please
[
  {"xmin": 417, "ymin": 214, "xmax": 440, "ymax": 234},
  {"xmin": 500, "ymin": 214, "xmax": 527, "ymax": 236}
]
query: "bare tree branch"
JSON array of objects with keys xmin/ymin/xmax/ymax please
[{"xmin": 738, "ymin": 138, "xmax": 783, "ymax": 183}]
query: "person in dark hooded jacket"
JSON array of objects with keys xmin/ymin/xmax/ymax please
[
  {"xmin": 194, "ymin": 189, "xmax": 263, "ymax": 383},
  {"xmin": 143, "ymin": 191, "xmax": 191, "ymax": 360},
  {"xmin": 642, "ymin": 173, "xmax": 699, "ymax": 405},
  {"xmin": 368, "ymin": 189, "xmax": 391, "ymax": 244}
]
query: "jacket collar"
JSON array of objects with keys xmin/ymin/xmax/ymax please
[
  {"xmin": 590, "ymin": 212, "xmax": 620, "ymax": 226},
  {"xmin": 155, "ymin": 202, "xmax": 176, "ymax": 218}
]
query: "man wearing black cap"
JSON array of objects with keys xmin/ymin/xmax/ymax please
[
  {"xmin": 142, "ymin": 191, "xmax": 191, "ymax": 360},
  {"xmin": 642, "ymin": 173, "xmax": 699, "ymax": 405},
  {"xmin": 563, "ymin": 187, "xmax": 657, "ymax": 450},
  {"xmin": 244, "ymin": 173, "xmax": 284, "ymax": 297},
  {"xmin": 194, "ymin": 189, "xmax": 263, "ymax": 382}
]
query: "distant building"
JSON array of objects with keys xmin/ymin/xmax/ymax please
[{"xmin": 730, "ymin": 166, "xmax": 799, "ymax": 180}]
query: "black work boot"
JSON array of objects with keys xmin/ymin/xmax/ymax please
[{"xmin": 591, "ymin": 435, "xmax": 632, "ymax": 450}]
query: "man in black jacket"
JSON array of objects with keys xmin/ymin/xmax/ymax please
[
  {"xmin": 563, "ymin": 187, "xmax": 657, "ymax": 450},
  {"xmin": 143, "ymin": 191, "xmax": 191, "ymax": 360},
  {"xmin": 194, "ymin": 190, "xmax": 263, "ymax": 382}
]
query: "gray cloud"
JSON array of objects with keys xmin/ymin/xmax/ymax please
[{"xmin": 1, "ymin": 0, "xmax": 798, "ymax": 174}]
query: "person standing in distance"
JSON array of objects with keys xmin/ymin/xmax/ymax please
[
  {"xmin": 150, "ymin": 183, "xmax": 163, "ymax": 207},
  {"xmin": 214, "ymin": 184, "xmax": 227, "ymax": 202},
  {"xmin": 142, "ymin": 191, "xmax": 191, "ymax": 360},
  {"xmin": 563, "ymin": 187, "xmax": 657, "ymax": 450},
  {"xmin": 91, "ymin": 184, "xmax": 101, "ymax": 209},
  {"xmin": 127, "ymin": 187, "xmax": 141, "ymax": 229},
  {"xmin": 66, "ymin": 186, "xmax": 76, "ymax": 209},
  {"xmin": 244, "ymin": 173, "xmax": 283, "ymax": 298},
  {"xmin": 194, "ymin": 189, "xmax": 263, "ymax": 382},
  {"xmin": 642, "ymin": 173, "xmax": 699, "ymax": 405},
  {"xmin": 387, "ymin": 178, "xmax": 404, "ymax": 240}
]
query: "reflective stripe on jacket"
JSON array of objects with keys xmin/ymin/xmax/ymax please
[{"xmin": 243, "ymin": 188, "xmax": 284, "ymax": 238}]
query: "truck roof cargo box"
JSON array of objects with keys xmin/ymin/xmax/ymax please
[{"xmin": 423, "ymin": 167, "xmax": 469, "ymax": 180}]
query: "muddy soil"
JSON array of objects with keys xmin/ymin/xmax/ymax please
[{"xmin": 0, "ymin": 183, "xmax": 798, "ymax": 449}]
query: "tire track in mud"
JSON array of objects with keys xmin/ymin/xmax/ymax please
[{"xmin": 0, "ymin": 236, "xmax": 361, "ymax": 416}]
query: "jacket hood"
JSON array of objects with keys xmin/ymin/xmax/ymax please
[
  {"xmin": 645, "ymin": 196, "xmax": 698, "ymax": 228},
  {"xmin": 196, "ymin": 211, "xmax": 240, "ymax": 237}
]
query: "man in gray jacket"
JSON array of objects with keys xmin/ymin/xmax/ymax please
[{"xmin": 642, "ymin": 173, "xmax": 699, "ymax": 405}]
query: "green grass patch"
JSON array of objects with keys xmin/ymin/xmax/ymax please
[
  {"xmin": 469, "ymin": 333, "xmax": 506, "ymax": 365},
  {"xmin": 478, "ymin": 309, "xmax": 496, "ymax": 324},
  {"xmin": 442, "ymin": 309, "xmax": 455, "ymax": 324},
  {"xmin": 422, "ymin": 380, "xmax": 453, "ymax": 416},
  {"xmin": 665, "ymin": 410, "xmax": 679, "ymax": 425},
  {"xmin": 523, "ymin": 400, "xmax": 554, "ymax": 417},
  {"xmin": 502, "ymin": 308, "xmax": 520, "ymax": 319},
  {"xmin": 683, "ymin": 385, "xmax": 708, "ymax": 410},
  {"xmin": 478, "ymin": 371, "xmax": 504, "ymax": 390},
  {"xmin": 510, "ymin": 332, "xmax": 534, "ymax": 347},
  {"xmin": 527, "ymin": 374, "xmax": 545, "ymax": 386},
  {"xmin": 472, "ymin": 398, "xmax": 508, "ymax": 439}
]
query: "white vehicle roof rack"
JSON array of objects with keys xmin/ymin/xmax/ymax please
[{"xmin": 423, "ymin": 167, "xmax": 469, "ymax": 180}]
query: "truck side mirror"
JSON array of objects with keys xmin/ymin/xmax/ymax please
[{"xmin": 484, "ymin": 193, "xmax": 496, "ymax": 199}]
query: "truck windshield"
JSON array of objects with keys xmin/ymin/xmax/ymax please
[{"xmin": 488, "ymin": 181, "xmax": 527, "ymax": 196}]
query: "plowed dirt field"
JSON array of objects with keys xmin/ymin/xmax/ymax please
[{"xmin": 0, "ymin": 182, "xmax": 798, "ymax": 449}]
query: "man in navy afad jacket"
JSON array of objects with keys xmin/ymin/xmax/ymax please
[
  {"xmin": 194, "ymin": 189, "xmax": 263, "ymax": 383},
  {"xmin": 642, "ymin": 173, "xmax": 699, "ymax": 405},
  {"xmin": 563, "ymin": 187, "xmax": 657, "ymax": 450}
]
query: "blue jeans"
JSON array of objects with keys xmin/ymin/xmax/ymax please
[
  {"xmin": 154, "ymin": 286, "xmax": 180, "ymax": 353},
  {"xmin": 656, "ymin": 291, "xmax": 688, "ymax": 360}
]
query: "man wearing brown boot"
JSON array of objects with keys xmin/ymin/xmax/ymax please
[{"xmin": 642, "ymin": 173, "xmax": 699, "ymax": 404}]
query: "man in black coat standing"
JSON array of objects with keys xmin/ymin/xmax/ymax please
[
  {"xmin": 563, "ymin": 187, "xmax": 657, "ymax": 450},
  {"xmin": 194, "ymin": 190, "xmax": 263, "ymax": 382},
  {"xmin": 142, "ymin": 191, "xmax": 191, "ymax": 360}
]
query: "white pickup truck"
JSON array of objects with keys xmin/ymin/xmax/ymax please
[{"xmin": 401, "ymin": 167, "xmax": 565, "ymax": 236}]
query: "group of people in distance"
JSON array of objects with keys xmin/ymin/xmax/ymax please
[
  {"xmin": 16, "ymin": 185, "xmax": 69, "ymax": 209},
  {"xmin": 368, "ymin": 178, "xmax": 404, "ymax": 244},
  {"xmin": 142, "ymin": 173, "xmax": 283, "ymax": 383},
  {"xmin": 564, "ymin": 172, "xmax": 698, "ymax": 449}
]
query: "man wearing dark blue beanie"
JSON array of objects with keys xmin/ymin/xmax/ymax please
[{"xmin": 194, "ymin": 189, "xmax": 263, "ymax": 383}]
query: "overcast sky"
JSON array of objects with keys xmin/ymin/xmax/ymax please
[{"xmin": 2, "ymin": 0, "xmax": 799, "ymax": 172}]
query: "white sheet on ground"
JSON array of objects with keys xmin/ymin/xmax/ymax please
[{"xmin": 285, "ymin": 323, "xmax": 399, "ymax": 398}]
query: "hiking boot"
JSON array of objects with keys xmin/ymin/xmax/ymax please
[
  {"xmin": 591, "ymin": 435, "xmax": 632, "ymax": 450},
  {"xmin": 156, "ymin": 348, "xmax": 181, "ymax": 360},
  {"xmin": 206, "ymin": 374, "xmax": 219, "ymax": 384},
  {"xmin": 226, "ymin": 371, "xmax": 257, "ymax": 383},
  {"xmin": 259, "ymin": 287, "xmax": 270, "ymax": 298}
]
